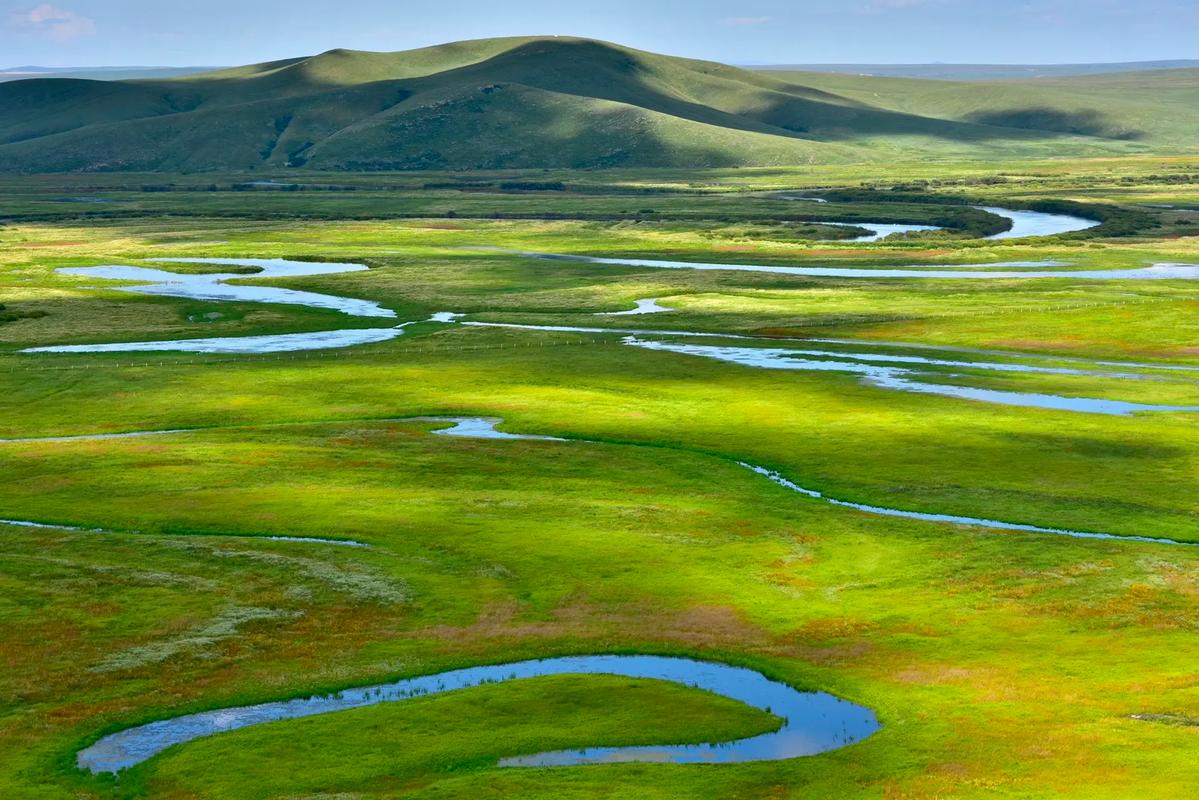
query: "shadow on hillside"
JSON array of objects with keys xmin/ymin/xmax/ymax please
[
  {"xmin": 965, "ymin": 107, "xmax": 1145, "ymax": 141},
  {"xmin": 159, "ymin": 38, "xmax": 1111, "ymax": 148},
  {"xmin": 419, "ymin": 39, "xmax": 1090, "ymax": 145}
]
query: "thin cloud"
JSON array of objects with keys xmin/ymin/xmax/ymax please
[
  {"xmin": 11, "ymin": 4, "xmax": 96, "ymax": 41},
  {"xmin": 721, "ymin": 16, "xmax": 771, "ymax": 27},
  {"xmin": 862, "ymin": 0, "xmax": 947, "ymax": 12}
]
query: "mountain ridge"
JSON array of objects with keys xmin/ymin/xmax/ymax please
[{"xmin": 0, "ymin": 36, "xmax": 1193, "ymax": 173}]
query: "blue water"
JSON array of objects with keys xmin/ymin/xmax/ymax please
[
  {"xmin": 66, "ymin": 258, "xmax": 396, "ymax": 318},
  {"xmin": 522, "ymin": 252, "xmax": 1199, "ymax": 280},
  {"xmin": 840, "ymin": 222, "xmax": 941, "ymax": 242},
  {"xmin": 419, "ymin": 416, "xmax": 566, "ymax": 441},
  {"xmin": 977, "ymin": 207, "xmax": 1100, "ymax": 240},
  {"xmin": 773, "ymin": 202, "xmax": 1097, "ymax": 241},
  {"xmin": 599, "ymin": 298, "xmax": 674, "ymax": 316},
  {"xmin": 810, "ymin": 338, "xmax": 1199, "ymax": 375},
  {"xmin": 24, "ymin": 326, "xmax": 410, "ymax": 355},
  {"xmin": 23, "ymin": 258, "xmax": 413, "ymax": 354},
  {"xmin": 623, "ymin": 339, "xmax": 1199, "ymax": 416},
  {"xmin": 741, "ymin": 464, "xmax": 1192, "ymax": 547},
  {"xmin": 76, "ymin": 654, "xmax": 879, "ymax": 773}
]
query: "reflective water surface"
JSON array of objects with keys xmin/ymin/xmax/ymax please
[
  {"xmin": 522, "ymin": 252, "xmax": 1199, "ymax": 280},
  {"xmin": 838, "ymin": 222, "xmax": 941, "ymax": 242},
  {"xmin": 623, "ymin": 339, "xmax": 1199, "ymax": 416},
  {"xmin": 977, "ymin": 206, "xmax": 1101, "ymax": 239},
  {"xmin": 24, "ymin": 326, "xmax": 409, "ymax": 354},
  {"xmin": 0, "ymin": 518, "xmax": 101, "ymax": 532},
  {"xmin": 599, "ymin": 298, "xmax": 674, "ymax": 316},
  {"xmin": 77, "ymin": 654, "xmax": 879, "ymax": 773},
  {"xmin": 66, "ymin": 258, "xmax": 395, "ymax": 318},
  {"xmin": 741, "ymin": 464, "xmax": 1192, "ymax": 547},
  {"xmin": 418, "ymin": 416, "xmax": 566, "ymax": 441}
]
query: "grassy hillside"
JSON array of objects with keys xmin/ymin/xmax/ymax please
[
  {"xmin": 0, "ymin": 37, "xmax": 1194, "ymax": 172},
  {"xmin": 762, "ymin": 67, "xmax": 1199, "ymax": 149},
  {"xmin": 752, "ymin": 60, "xmax": 1199, "ymax": 80}
]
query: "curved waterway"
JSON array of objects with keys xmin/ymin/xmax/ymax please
[
  {"xmin": 0, "ymin": 516, "xmax": 367, "ymax": 548},
  {"xmin": 72, "ymin": 258, "xmax": 395, "ymax": 318},
  {"xmin": 839, "ymin": 222, "xmax": 940, "ymax": 242},
  {"xmin": 458, "ymin": 322, "xmax": 1195, "ymax": 415},
  {"xmin": 978, "ymin": 206, "xmax": 1100, "ymax": 239},
  {"xmin": 777, "ymin": 202, "xmax": 1098, "ymax": 240},
  {"xmin": 623, "ymin": 339, "xmax": 1198, "ymax": 416},
  {"xmin": 412, "ymin": 416, "xmax": 1194, "ymax": 546},
  {"xmin": 25, "ymin": 325, "xmax": 412, "ymax": 355},
  {"xmin": 76, "ymin": 654, "xmax": 879, "ymax": 773},
  {"xmin": 23, "ymin": 258, "xmax": 419, "ymax": 354},
  {"xmin": 517, "ymin": 251, "xmax": 1199, "ymax": 280},
  {"xmin": 741, "ymin": 464, "xmax": 1193, "ymax": 547}
]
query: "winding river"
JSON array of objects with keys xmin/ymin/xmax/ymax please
[
  {"xmin": 24, "ymin": 258, "xmax": 419, "ymax": 354},
  {"xmin": 517, "ymin": 252, "xmax": 1199, "ymax": 280},
  {"xmin": 978, "ymin": 207, "xmax": 1100, "ymax": 239},
  {"xmin": 83, "ymin": 258, "xmax": 395, "ymax": 318},
  {"xmin": 19, "ymin": 214, "xmax": 1186, "ymax": 777},
  {"xmin": 460, "ymin": 321, "xmax": 1195, "ymax": 416},
  {"xmin": 77, "ymin": 654, "xmax": 880, "ymax": 773},
  {"xmin": 779, "ymin": 203, "xmax": 1099, "ymax": 241},
  {"xmin": 623, "ymin": 338, "xmax": 1198, "ymax": 416},
  {"xmin": 423, "ymin": 416, "xmax": 1192, "ymax": 546}
]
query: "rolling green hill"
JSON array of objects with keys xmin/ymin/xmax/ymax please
[
  {"xmin": 761, "ymin": 67, "xmax": 1199, "ymax": 149},
  {"xmin": 0, "ymin": 36, "xmax": 1195, "ymax": 172}
]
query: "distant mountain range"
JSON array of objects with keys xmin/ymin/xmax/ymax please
[
  {"xmin": 0, "ymin": 66, "xmax": 219, "ymax": 83},
  {"xmin": 751, "ymin": 60, "xmax": 1199, "ymax": 81},
  {"xmin": 0, "ymin": 37, "xmax": 1195, "ymax": 172}
]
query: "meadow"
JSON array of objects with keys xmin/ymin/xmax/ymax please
[{"xmin": 3, "ymin": 157, "xmax": 1199, "ymax": 798}]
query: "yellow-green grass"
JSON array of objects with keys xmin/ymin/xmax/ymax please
[
  {"xmin": 3, "ymin": 211, "xmax": 1199, "ymax": 359},
  {"xmin": 4, "ymin": 165, "xmax": 1199, "ymax": 798},
  {"xmin": 3, "ymin": 421, "xmax": 1199, "ymax": 798}
]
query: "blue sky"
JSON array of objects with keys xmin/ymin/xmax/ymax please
[{"xmin": 3, "ymin": 0, "xmax": 1197, "ymax": 67}]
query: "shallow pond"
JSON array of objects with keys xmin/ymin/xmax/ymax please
[
  {"xmin": 419, "ymin": 416, "xmax": 566, "ymax": 441},
  {"xmin": 599, "ymin": 298, "xmax": 674, "ymax": 316},
  {"xmin": 76, "ymin": 654, "xmax": 879, "ymax": 773}
]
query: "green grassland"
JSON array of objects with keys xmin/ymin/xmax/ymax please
[
  {"xmin": 3, "ymin": 159, "xmax": 1199, "ymax": 798},
  {"xmin": 2, "ymin": 37, "xmax": 1199, "ymax": 172}
]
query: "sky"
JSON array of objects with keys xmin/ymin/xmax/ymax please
[{"xmin": 2, "ymin": 0, "xmax": 1197, "ymax": 68}]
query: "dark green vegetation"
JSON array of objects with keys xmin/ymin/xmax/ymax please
[
  {"xmin": 3, "ymin": 156, "xmax": 1199, "ymax": 799},
  {"xmin": 2, "ymin": 37, "xmax": 1199, "ymax": 172},
  {"xmin": 0, "ymin": 66, "xmax": 218, "ymax": 84},
  {"xmin": 755, "ymin": 60, "xmax": 1199, "ymax": 81}
]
